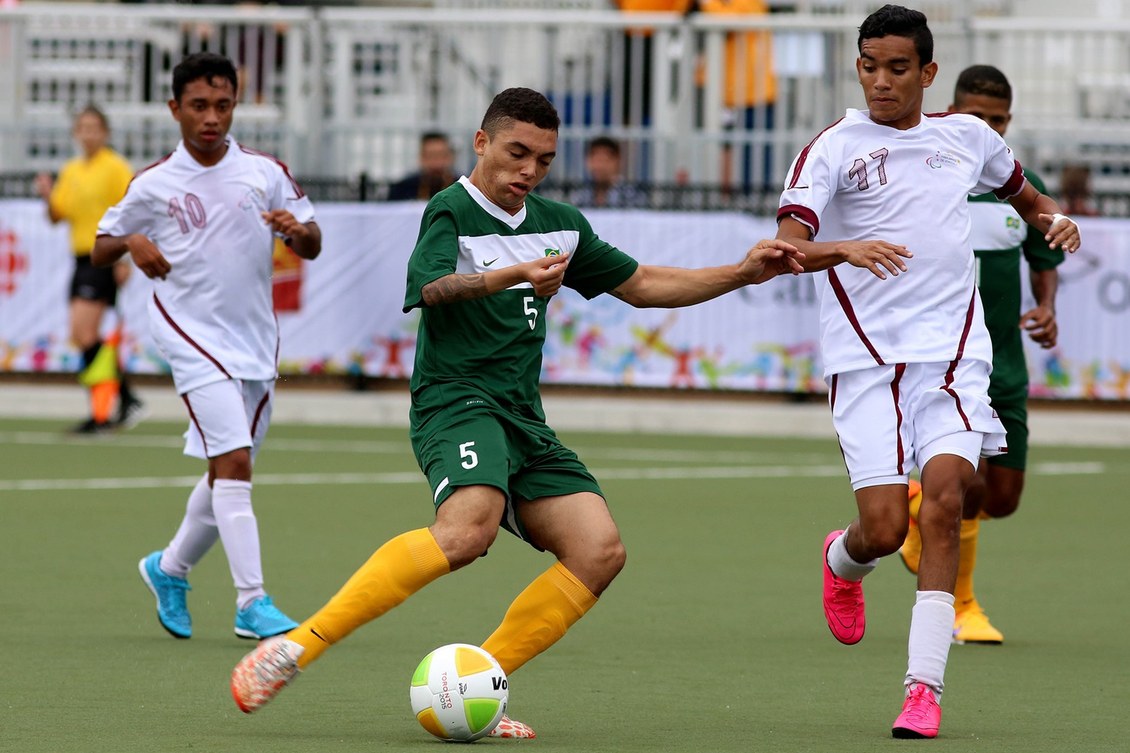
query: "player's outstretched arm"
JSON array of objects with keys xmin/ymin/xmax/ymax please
[
  {"xmin": 609, "ymin": 239, "xmax": 801, "ymax": 309},
  {"xmin": 776, "ymin": 216, "xmax": 911, "ymax": 279},
  {"xmin": 420, "ymin": 253, "xmax": 570, "ymax": 307},
  {"xmin": 1007, "ymin": 182, "xmax": 1081, "ymax": 253},
  {"xmin": 92, "ymin": 233, "xmax": 170, "ymax": 280},
  {"xmin": 262, "ymin": 211, "xmax": 322, "ymax": 260}
]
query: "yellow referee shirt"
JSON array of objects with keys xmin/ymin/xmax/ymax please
[{"xmin": 48, "ymin": 147, "xmax": 133, "ymax": 256}]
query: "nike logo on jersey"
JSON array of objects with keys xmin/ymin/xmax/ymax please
[{"xmin": 483, "ymin": 257, "xmax": 499, "ymax": 267}]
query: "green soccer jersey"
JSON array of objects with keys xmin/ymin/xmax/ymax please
[
  {"xmin": 969, "ymin": 168, "xmax": 1064, "ymax": 402},
  {"xmin": 403, "ymin": 176, "xmax": 639, "ymax": 426}
]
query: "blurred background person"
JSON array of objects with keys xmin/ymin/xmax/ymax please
[
  {"xmin": 1060, "ymin": 164, "xmax": 1100, "ymax": 217},
  {"xmin": 387, "ymin": 132, "xmax": 457, "ymax": 201},
  {"xmin": 571, "ymin": 136, "xmax": 647, "ymax": 209},
  {"xmin": 35, "ymin": 105, "xmax": 144, "ymax": 433},
  {"xmin": 697, "ymin": 0, "xmax": 777, "ymax": 193}
]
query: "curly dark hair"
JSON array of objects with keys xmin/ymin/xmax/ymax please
[
  {"xmin": 858, "ymin": 5, "xmax": 933, "ymax": 66},
  {"xmin": 480, "ymin": 88, "xmax": 560, "ymax": 135}
]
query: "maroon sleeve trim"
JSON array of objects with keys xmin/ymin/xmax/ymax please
[
  {"xmin": 777, "ymin": 204, "xmax": 820, "ymax": 237},
  {"xmin": 993, "ymin": 160, "xmax": 1026, "ymax": 200}
]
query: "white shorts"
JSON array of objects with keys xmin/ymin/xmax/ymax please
[
  {"xmin": 828, "ymin": 360, "xmax": 1007, "ymax": 490},
  {"xmin": 181, "ymin": 378, "xmax": 274, "ymax": 460}
]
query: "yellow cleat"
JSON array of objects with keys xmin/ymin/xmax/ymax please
[
  {"xmin": 953, "ymin": 602, "xmax": 1004, "ymax": 644},
  {"xmin": 898, "ymin": 480, "xmax": 923, "ymax": 575}
]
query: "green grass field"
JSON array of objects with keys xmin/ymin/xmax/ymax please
[{"xmin": 2, "ymin": 417, "xmax": 1127, "ymax": 752}]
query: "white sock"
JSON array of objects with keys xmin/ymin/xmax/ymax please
[
  {"xmin": 212, "ymin": 478, "xmax": 267, "ymax": 610},
  {"xmin": 905, "ymin": 590, "xmax": 956, "ymax": 700},
  {"xmin": 161, "ymin": 474, "xmax": 218, "ymax": 578},
  {"xmin": 827, "ymin": 528, "xmax": 878, "ymax": 581}
]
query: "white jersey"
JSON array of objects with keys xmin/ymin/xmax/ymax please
[
  {"xmin": 99, "ymin": 138, "xmax": 315, "ymax": 393},
  {"xmin": 778, "ymin": 109, "xmax": 1026, "ymax": 376}
]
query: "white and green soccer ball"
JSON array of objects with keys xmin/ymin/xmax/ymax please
[{"xmin": 409, "ymin": 643, "xmax": 508, "ymax": 742}]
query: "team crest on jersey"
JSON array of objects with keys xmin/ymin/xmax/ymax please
[
  {"xmin": 925, "ymin": 151, "xmax": 961, "ymax": 169},
  {"xmin": 544, "ymin": 248, "xmax": 562, "ymax": 257},
  {"xmin": 1006, "ymin": 216, "xmax": 1021, "ymax": 229},
  {"xmin": 239, "ymin": 187, "xmax": 268, "ymax": 213}
]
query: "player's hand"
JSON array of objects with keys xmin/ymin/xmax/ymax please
[
  {"xmin": 1040, "ymin": 213, "xmax": 1081, "ymax": 253},
  {"xmin": 1020, "ymin": 304, "xmax": 1058, "ymax": 349},
  {"xmin": 522, "ymin": 252, "xmax": 570, "ymax": 297},
  {"xmin": 261, "ymin": 209, "xmax": 310, "ymax": 242},
  {"xmin": 839, "ymin": 240, "xmax": 912, "ymax": 279},
  {"xmin": 740, "ymin": 239, "xmax": 804, "ymax": 284},
  {"xmin": 126, "ymin": 234, "xmax": 171, "ymax": 280},
  {"xmin": 34, "ymin": 173, "xmax": 53, "ymax": 200}
]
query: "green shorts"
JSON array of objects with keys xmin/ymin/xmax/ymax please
[
  {"xmin": 411, "ymin": 399, "xmax": 603, "ymax": 546},
  {"xmin": 987, "ymin": 392, "xmax": 1028, "ymax": 471}
]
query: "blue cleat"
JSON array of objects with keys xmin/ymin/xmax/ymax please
[
  {"xmin": 138, "ymin": 551, "xmax": 192, "ymax": 639},
  {"xmin": 234, "ymin": 596, "xmax": 299, "ymax": 640}
]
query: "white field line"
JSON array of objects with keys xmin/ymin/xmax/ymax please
[
  {"xmin": 0, "ymin": 431, "xmax": 833, "ymax": 463},
  {"xmin": 0, "ymin": 462, "xmax": 1106, "ymax": 493}
]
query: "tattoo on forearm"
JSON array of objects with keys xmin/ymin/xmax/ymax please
[{"xmin": 422, "ymin": 273, "xmax": 489, "ymax": 306}]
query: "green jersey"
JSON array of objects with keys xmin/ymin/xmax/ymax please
[
  {"xmin": 403, "ymin": 176, "xmax": 639, "ymax": 427},
  {"xmin": 969, "ymin": 168, "xmax": 1064, "ymax": 402}
]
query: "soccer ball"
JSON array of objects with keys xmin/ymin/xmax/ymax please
[{"xmin": 409, "ymin": 643, "xmax": 508, "ymax": 742}]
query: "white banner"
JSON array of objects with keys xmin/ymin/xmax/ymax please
[{"xmin": 0, "ymin": 201, "xmax": 1124, "ymax": 399}]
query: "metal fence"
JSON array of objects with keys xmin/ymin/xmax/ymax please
[{"xmin": 1, "ymin": 3, "xmax": 1128, "ymax": 198}]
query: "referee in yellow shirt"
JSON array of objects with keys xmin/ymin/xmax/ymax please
[{"xmin": 35, "ymin": 105, "xmax": 144, "ymax": 433}]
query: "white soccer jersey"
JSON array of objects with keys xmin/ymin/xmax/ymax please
[
  {"xmin": 778, "ymin": 109, "xmax": 1026, "ymax": 376},
  {"xmin": 99, "ymin": 138, "xmax": 315, "ymax": 393}
]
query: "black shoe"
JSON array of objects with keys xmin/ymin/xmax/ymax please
[{"xmin": 71, "ymin": 418, "xmax": 114, "ymax": 435}]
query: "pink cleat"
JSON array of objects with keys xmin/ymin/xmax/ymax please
[
  {"xmin": 231, "ymin": 635, "xmax": 304, "ymax": 713},
  {"xmin": 488, "ymin": 715, "xmax": 537, "ymax": 739},
  {"xmin": 892, "ymin": 683, "xmax": 942, "ymax": 739},
  {"xmin": 822, "ymin": 530, "xmax": 866, "ymax": 645}
]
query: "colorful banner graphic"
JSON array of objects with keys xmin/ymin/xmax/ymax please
[{"xmin": 0, "ymin": 200, "xmax": 1123, "ymax": 399}]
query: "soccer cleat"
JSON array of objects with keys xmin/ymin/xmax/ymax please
[
  {"xmin": 899, "ymin": 480, "xmax": 924, "ymax": 575},
  {"xmin": 892, "ymin": 683, "xmax": 942, "ymax": 739},
  {"xmin": 231, "ymin": 634, "xmax": 304, "ymax": 713},
  {"xmin": 71, "ymin": 417, "xmax": 115, "ymax": 435},
  {"xmin": 953, "ymin": 601, "xmax": 1004, "ymax": 644},
  {"xmin": 822, "ymin": 530, "xmax": 866, "ymax": 645},
  {"xmin": 234, "ymin": 595, "xmax": 300, "ymax": 640},
  {"xmin": 138, "ymin": 551, "xmax": 192, "ymax": 639},
  {"xmin": 488, "ymin": 715, "xmax": 537, "ymax": 739}
]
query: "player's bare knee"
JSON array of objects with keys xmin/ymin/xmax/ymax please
[
  {"xmin": 432, "ymin": 520, "xmax": 498, "ymax": 569},
  {"xmin": 982, "ymin": 493, "xmax": 1020, "ymax": 519},
  {"xmin": 597, "ymin": 537, "xmax": 627, "ymax": 581},
  {"xmin": 211, "ymin": 448, "xmax": 252, "ymax": 481}
]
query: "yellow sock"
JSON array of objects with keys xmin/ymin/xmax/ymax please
[
  {"xmin": 290, "ymin": 528, "xmax": 449, "ymax": 668},
  {"xmin": 481, "ymin": 562, "xmax": 597, "ymax": 676},
  {"xmin": 954, "ymin": 518, "xmax": 980, "ymax": 610}
]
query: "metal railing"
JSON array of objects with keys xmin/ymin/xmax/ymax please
[{"xmin": 1, "ymin": 3, "xmax": 1127, "ymax": 196}]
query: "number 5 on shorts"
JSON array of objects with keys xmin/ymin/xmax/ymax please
[{"xmin": 459, "ymin": 441, "xmax": 478, "ymax": 469}]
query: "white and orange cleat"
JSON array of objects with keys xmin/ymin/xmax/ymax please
[
  {"xmin": 231, "ymin": 635, "xmax": 304, "ymax": 713},
  {"xmin": 488, "ymin": 715, "xmax": 537, "ymax": 739}
]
